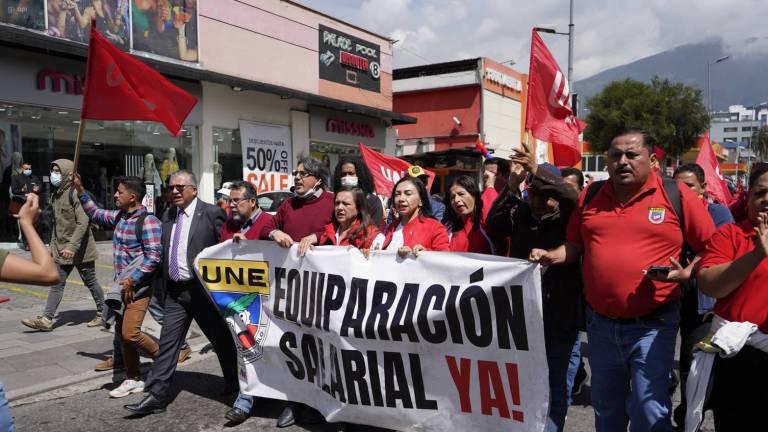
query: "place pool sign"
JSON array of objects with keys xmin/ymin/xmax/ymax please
[{"xmin": 319, "ymin": 24, "xmax": 381, "ymax": 93}]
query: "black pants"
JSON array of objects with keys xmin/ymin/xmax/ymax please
[
  {"xmin": 145, "ymin": 279, "xmax": 238, "ymax": 400},
  {"xmin": 709, "ymin": 346, "xmax": 768, "ymax": 431}
]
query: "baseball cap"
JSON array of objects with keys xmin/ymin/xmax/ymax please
[
  {"xmin": 216, "ymin": 181, "xmax": 233, "ymax": 197},
  {"xmin": 407, "ymin": 165, "xmax": 428, "ymax": 181}
]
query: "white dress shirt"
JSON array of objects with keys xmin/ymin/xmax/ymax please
[{"xmin": 170, "ymin": 197, "xmax": 198, "ymax": 281}]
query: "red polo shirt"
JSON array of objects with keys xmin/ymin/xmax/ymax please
[
  {"xmin": 566, "ymin": 172, "xmax": 715, "ymax": 318},
  {"xmin": 447, "ymin": 217, "xmax": 495, "ymax": 255},
  {"xmin": 699, "ymin": 220, "xmax": 768, "ymax": 332}
]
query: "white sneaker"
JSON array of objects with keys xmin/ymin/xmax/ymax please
[{"xmin": 109, "ymin": 379, "xmax": 144, "ymax": 398}]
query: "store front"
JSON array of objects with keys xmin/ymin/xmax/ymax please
[
  {"xmin": 308, "ymin": 106, "xmax": 387, "ymax": 180},
  {"xmin": 0, "ymin": 46, "xmax": 202, "ymax": 241}
]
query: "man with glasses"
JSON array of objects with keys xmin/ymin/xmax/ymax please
[
  {"xmin": 259, "ymin": 156, "xmax": 334, "ymax": 428},
  {"xmin": 220, "ymin": 181, "xmax": 272, "ymax": 242},
  {"xmin": 126, "ymin": 170, "xmax": 238, "ymax": 415}
]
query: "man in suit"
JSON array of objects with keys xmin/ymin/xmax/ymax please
[{"xmin": 125, "ymin": 169, "xmax": 238, "ymax": 415}]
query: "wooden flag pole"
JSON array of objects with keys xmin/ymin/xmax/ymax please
[{"xmin": 72, "ymin": 118, "xmax": 86, "ymax": 174}]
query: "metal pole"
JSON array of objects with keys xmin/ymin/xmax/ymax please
[
  {"xmin": 707, "ymin": 62, "xmax": 712, "ymax": 111},
  {"xmin": 568, "ymin": 0, "xmax": 574, "ymax": 90}
]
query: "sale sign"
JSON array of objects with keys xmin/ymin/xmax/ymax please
[{"xmin": 239, "ymin": 120, "xmax": 293, "ymax": 193}]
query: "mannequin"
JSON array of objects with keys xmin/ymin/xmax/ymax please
[
  {"xmin": 142, "ymin": 153, "xmax": 162, "ymax": 190},
  {"xmin": 160, "ymin": 148, "xmax": 179, "ymax": 183},
  {"xmin": 213, "ymin": 162, "xmax": 222, "ymax": 190}
]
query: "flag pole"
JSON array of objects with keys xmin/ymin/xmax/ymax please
[{"xmin": 72, "ymin": 118, "xmax": 86, "ymax": 174}]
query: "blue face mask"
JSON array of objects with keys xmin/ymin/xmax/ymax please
[
  {"xmin": 23, "ymin": 169, "xmax": 32, "ymax": 176},
  {"xmin": 50, "ymin": 172, "xmax": 62, "ymax": 187}
]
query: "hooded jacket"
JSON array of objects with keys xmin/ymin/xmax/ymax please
[{"xmin": 49, "ymin": 159, "xmax": 98, "ymax": 265}]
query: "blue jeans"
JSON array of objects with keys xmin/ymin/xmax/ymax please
[
  {"xmin": 233, "ymin": 392, "xmax": 254, "ymax": 413},
  {"xmin": 0, "ymin": 380, "xmax": 14, "ymax": 432},
  {"xmin": 587, "ymin": 306, "xmax": 679, "ymax": 432},
  {"xmin": 544, "ymin": 321, "xmax": 581, "ymax": 432}
]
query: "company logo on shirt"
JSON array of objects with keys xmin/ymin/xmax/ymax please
[{"xmin": 648, "ymin": 207, "xmax": 666, "ymax": 224}]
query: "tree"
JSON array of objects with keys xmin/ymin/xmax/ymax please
[
  {"xmin": 751, "ymin": 125, "xmax": 768, "ymax": 161},
  {"xmin": 584, "ymin": 77, "xmax": 710, "ymax": 156}
]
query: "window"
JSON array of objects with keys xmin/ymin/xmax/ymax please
[
  {"xmin": 761, "ymin": 114, "xmax": 767, "ymax": 122},
  {"xmin": 743, "ymin": 137, "xmax": 751, "ymax": 145},
  {"xmin": 724, "ymin": 127, "xmax": 738, "ymax": 132},
  {"xmin": 724, "ymin": 137, "xmax": 738, "ymax": 142},
  {"xmin": 742, "ymin": 126, "xmax": 755, "ymax": 132}
]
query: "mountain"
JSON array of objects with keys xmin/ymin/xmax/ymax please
[{"xmin": 573, "ymin": 38, "xmax": 768, "ymax": 114}]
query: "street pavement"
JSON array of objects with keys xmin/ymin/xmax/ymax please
[{"xmin": 0, "ymin": 243, "xmax": 716, "ymax": 431}]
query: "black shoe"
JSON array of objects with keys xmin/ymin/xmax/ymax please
[
  {"xmin": 225, "ymin": 407, "xmax": 249, "ymax": 425},
  {"xmin": 124, "ymin": 393, "xmax": 167, "ymax": 415},
  {"xmin": 276, "ymin": 405, "xmax": 295, "ymax": 428}
]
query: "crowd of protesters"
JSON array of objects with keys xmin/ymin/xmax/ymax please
[{"xmin": 6, "ymin": 125, "xmax": 768, "ymax": 432}]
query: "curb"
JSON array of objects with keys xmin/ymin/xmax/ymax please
[{"xmin": 8, "ymin": 338, "xmax": 212, "ymax": 407}]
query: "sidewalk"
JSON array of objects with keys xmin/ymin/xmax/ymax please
[{"xmin": 0, "ymin": 242, "xmax": 206, "ymax": 402}]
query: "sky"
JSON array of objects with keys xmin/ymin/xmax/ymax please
[{"xmin": 299, "ymin": 0, "xmax": 768, "ymax": 81}]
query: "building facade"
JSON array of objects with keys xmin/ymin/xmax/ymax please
[
  {"xmin": 391, "ymin": 58, "xmax": 527, "ymax": 193},
  {"xmin": 710, "ymin": 103, "xmax": 768, "ymax": 145},
  {"xmin": 0, "ymin": 0, "xmax": 412, "ymax": 241}
]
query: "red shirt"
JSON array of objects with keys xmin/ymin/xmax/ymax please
[
  {"xmin": 259, "ymin": 191, "xmax": 335, "ymax": 241},
  {"xmin": 566, "ymin": 172, "xmax": 715, "ymax": 318},
  {"xmin": 318, "ymin": 220, "xmax": 380, "ymax": 249},
  {"xmin": 219, "ymin": 211, "xmax": 273, "ymax": 242},
  {"xmin": 447, "ymin": 217, "xmax": 495, "ymax": 255},
  {"xmin": 381, "ymin": 216, "xmax": 450, "ymax": 251},
  {"xmin": 699, "ymin": 220, "xmax": 768, "ymax": 332},
  {"xmin": 481, "ymin": 187, "xmax": 498, "ymax": 221}
]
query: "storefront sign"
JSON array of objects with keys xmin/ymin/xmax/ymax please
[
  {"xmin": 325, "ymin": 118, "xmax": 375, "ymax": 138},
  {"xmin": 36, "ymin": 69, "xmax": 84, "ymax": 95},
  {"xmin": 318, "ymin": 24, "xmax": 381, "ymax": 92},
  {"xmin": 46, "ymin": 0, "xmax": 130, "ymax": 50},
  {"xmin": 310, "ymin": 107, "xmax": 385, "ymax": 148},
  {"xmin": 132, "ymin": 0, "xmax": 199, "ymax": 62},
  {"xmin": 239, "ymin": 120, "xmax": 293, "ymax": 193},
  {"xmin": 485, "ymin": 68, "xmax": 522, "ymax": 92},
  {"xmin": 0, "ymin": 0, "xmax": 44, "ymax": 30}
]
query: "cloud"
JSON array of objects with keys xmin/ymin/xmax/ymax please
[{"xmin": 300, "ymin": 0, "xmax": 768, "ymax": 80}]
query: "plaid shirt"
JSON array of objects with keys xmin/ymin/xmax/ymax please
[{"xmin": 80, "ymin": 194, "xmax": 162, "ymax": 285}]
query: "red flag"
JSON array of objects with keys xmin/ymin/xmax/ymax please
[
  {"xmin": 358, "ymin": 144, "xmax": 435, "ymax": 197},
  {"xmin": 526, "ymin": 30, "xmax": 585, "ymax": 167},
  {"xmin": 81, "ymin": 23, "xmax": 196, "ymax": 136},
  {"xmin": 695, "ymin": 132, "xmax": 732, "ymax": 205}
]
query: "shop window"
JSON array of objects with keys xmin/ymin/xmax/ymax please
[
  {"xmin": 0, "ymin": 100, "xmax": 199, "ymax": 241},
  {"xmin": 213, "ymin": 127, "xmax": 242, "ymax": 191}
]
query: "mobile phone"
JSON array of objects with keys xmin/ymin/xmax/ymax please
[{"xmin": 647, "ymin": 265, "xmax": 672, "ymax": 276}]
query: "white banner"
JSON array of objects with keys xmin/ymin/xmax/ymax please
[
  {"xmin": 195, "ymin": 241, "xmax": 548, "ymax": 432},
  {"xmin": 239, "ymin": 120, "xmax": 292, "ymax": 193}
]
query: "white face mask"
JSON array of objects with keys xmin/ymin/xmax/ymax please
[
  {"xmin": 23, "ymin": 169, "xmax": 32, "ymax": 176},
  {"xmin": 297, "ymin": 184, "xmax": 320, "ymax": 199},
  {"xmin": 340, "ymin": 176, "xmax": 358, "ymax": 187},
  {"xmin": 50, "ymin": 172, "xmax": 62, "ymax": 187}
]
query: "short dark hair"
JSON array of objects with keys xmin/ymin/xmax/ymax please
[
  {"xmin": 484, "ymin": 157, "xmax": 511, "ymax": 178},
  {"xmin": 116, "ymin": 176, "xmax": 146, "ymax": 200},
  {"xmin": 673, "ymin": 163, "xmax": 705, "ymax": 185},
  {"xmin": 390, "ymin": 176, "xmax": 434, "ymax": 219},
  {"xmin": 443, "ymin": 175, "xmax": 483, "ymax": 232},
  {"xmin": 333, "ymin": 157, "xmax": 375, "ymax": 194},
  {"xmin": 297, "ymin": 156, "xmax": 329, "ymax": 189},
  {"xmin": 560, "ymin": 167, "xmax": 584, "ymax": 188},
  {"xmin": 612, "ymin": 128, "xmax": 656, "ymax": 153},
  {"xmin": 749, "ymin": 162, "xmax": 768, "ymax": 190},
  {"xmin": 230, "ymin": 180, "xmax": 257, "ymax": 200}
]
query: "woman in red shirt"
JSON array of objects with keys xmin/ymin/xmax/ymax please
[
  {"xmin": 443, "ymin": 175, "xmax": 494, "ymax": 254},
  {"xmin": 697, "ymin": 163, "xmax": 768, "ymax": 431},
  {"xmin": 372, "ymin": 176, "xmax": 449, "ymax": 257},
  {"xmin": 298, "ymin": 186, "xmax": 379, "ymax": 255}
]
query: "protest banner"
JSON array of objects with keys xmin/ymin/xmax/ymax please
[{"xmin": 195, "ymin": 241, "xmax": 548, "ymax": 431}]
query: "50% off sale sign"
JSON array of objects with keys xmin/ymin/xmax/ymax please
[{"xmin": 239, "ymin": 120, "xmax": 293, "ymax": 193}]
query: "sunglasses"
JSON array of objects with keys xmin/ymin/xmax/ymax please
[{"xmin": 168, "ymin": 184, "xmax": 194, "ymax": 193}]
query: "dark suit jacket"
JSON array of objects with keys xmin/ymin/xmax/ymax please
[{"xmin": 160, "ymin": 199, "xmax": 226, "ymax": 283}]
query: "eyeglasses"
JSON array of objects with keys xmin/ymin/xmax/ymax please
[
  {"xmin": 230, "ymin": 198, "xmax": 253, "ymax": 205},
  {"xmin": 292, "ymin": 170, "xmax": 315, "ymax": 179},
  {"xmin": 168, "ymin": 184, "xmax": 194, "ymax": 193}
]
